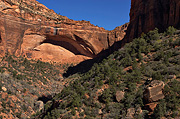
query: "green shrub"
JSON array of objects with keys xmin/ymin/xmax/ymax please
[
  {"xmin": 71, "ymin": 108, "xmax": 76, "ymax": 116},
  {"xmin": 147, "ymin": 28, "xmax": 160, "ymax": 41},
  {"xmin": 166, "ymin": 26, "xmax": 176, "ymax": 36},
  {"xmin": 153, "ymin": 99, "xmax": 167, "ymax": 118}
]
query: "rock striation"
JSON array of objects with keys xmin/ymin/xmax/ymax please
[
  {"xmin": 0, "ymin": 0, "xmax": 128, "ymax": 64},
  {"xmin": 125, "ymin": 0, "xmax": 180, "ymax": 42}
]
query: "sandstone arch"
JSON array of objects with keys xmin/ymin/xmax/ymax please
[
  {"xmin": 0, "ymin": 5, "xmax": 128, "ymax": 63},
  {"xmin": 44, "ymin": 34, "xmax": 96, "ymax": 58},
  {"xmin": 41, "ymin": 39, "xmax": 81, "ymax": 55}
]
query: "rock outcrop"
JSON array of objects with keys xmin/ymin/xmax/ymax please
[
  {"xmin": 34, "ymin": 101, "xmax": 44, "ymax": 112},
  {"xmin": 125, "ymin": 0, "xmax": 180, "ymax": 42},
  {"xmin": 126, "ymin": 108, "xmax": 135, "ymax": 119},
  {"xmin": 144, "ymin": 80, "xmax": 165, "ymax": 103},
  {"xmin": 0, "ymin": 0, "xmax": 128, "ymax": 64}
]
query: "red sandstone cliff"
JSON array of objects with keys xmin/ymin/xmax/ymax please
[
  {"xmin": 0, "ymin": 0, "xmax": 128, "ymax": 64},
  {"xmin": 125, "ymin": 0, "xmax": 180, "ymax": 42}
]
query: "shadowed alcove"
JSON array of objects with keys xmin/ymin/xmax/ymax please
[
  {"xmin": 41, "ymin": 34, "xmax": 96, "ymax": 58},
  {"xmin": 41, "ymin": 39, "xmax": 82, "ymax": 55}
]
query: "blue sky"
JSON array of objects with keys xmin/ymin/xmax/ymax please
[{"xmin": 37, "ymin": 0, "xmax": 131, "ymax": 30}]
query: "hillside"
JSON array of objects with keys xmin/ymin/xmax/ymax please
[
  {"xmin": 33, "ymin": 27, "xmax": 180, "ymax": 119},
  {"xmin": 0, "ymin": 53, "xmax": 75, "ymax": 118}
]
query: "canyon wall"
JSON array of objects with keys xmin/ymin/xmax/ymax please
[
  {"xmin": 125, "ymin": 0, "xmax": 180, "ymax": 42},
  {"xmin": 0, "ymin": 0, "xmax": 128, "ymax": 63}
]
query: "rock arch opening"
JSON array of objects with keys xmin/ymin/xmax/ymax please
[
  {"xmin": 40, "ymin": 35, "xmax": 95, "ymax": 58},
  {"xmin": 41, "ymin": 39, "xmax": 82, "ymax": 55}
]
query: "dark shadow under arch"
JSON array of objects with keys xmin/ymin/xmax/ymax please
[
  {"xmin": 42, "ymin": 34, "xmax": 96, "ymax": 58},
  {"xmin": 41, "ymin": 39, "xmax": 82, "ymax": 55}
]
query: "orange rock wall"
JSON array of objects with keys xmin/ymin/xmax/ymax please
[
  {"xmin": 125, "ymin": 0, "xmax": 180, "ymax": 42},
  {"xmin": 0, "ymin": 0, "xmax": 128, "ymax": 63}
]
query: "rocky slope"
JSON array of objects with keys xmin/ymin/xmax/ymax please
[
  {"xmin": 0, "ymin": 54, "xmax": 71, "ymax": 118},
  {"xmin": 125, "ymin": 0, "xmax": 180, "ymax": 43},
  {"xmin": 34, "ymin": 27, "xmax": 180, "ymax": 119},
  {"xmin": 0, "ymin": 0, "xmax": 128, "ymax": 64}
]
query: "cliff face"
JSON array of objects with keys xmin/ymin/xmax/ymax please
[
  {"xmin": 125, "ymin": 0, "xmax": 180, "ymax": 42},
  {"xmin": 0, "ymin": 0, "xmax": 128, "ymax": 64}
]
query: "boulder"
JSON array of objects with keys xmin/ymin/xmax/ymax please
[
  {"xmin": 126, "ymin": 108, "xmax": 135, "ymax": 119},
  {"xmin": 115, "ymin": 91, "xmax": 125, "ymax": 102},
  {"xmin": 98, "ymin": 109, "xmax": 103, "ymax": 115},
  {"xmin": 136, "ymin": 107, "xmax": 143, "ymax": 114},
  {"xmin": 144, "ymin": 80, "xmax": 165, "ymax": 103},
  {"xmin": 34, "ymin": 101, "xmax": 44, "ymax": 111},
  {"xmin": 2, "ymin": 86, "xmax": 7, "ymax": 92}
]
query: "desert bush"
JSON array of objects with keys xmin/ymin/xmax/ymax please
[
  {"xmin": 147, "ymin": 28, "xmax": 160, "ymax": 41},
  {"xmin": 165, "ymin": 26, "xmax": 176, "ymax": 36}
]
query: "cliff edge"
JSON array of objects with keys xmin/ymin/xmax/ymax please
[{"xmin": 125, "ymin": 0, "xmax": 180, "ymax": 42}]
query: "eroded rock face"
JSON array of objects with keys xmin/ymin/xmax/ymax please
[
  {"xmin": 125, "ymin": 0, "xmax": 180, "ymax": 42},
  {"xmin": 0, "ymin": 0, "xmax": 128, "ymax": 64},
  {"xmin": 144, "ymin": 80, "xmax": 165, "ymax": 103}
]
